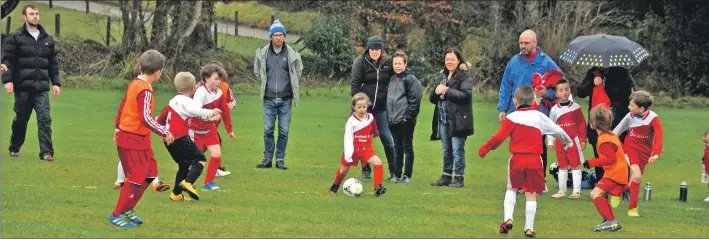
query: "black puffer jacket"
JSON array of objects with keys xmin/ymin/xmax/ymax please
[
  {"xmin": 576, "ymin": 67, "xmax": 635, "ymax": 128},
  {"xmin": 1, "ymin": 24, "xmax": 61, "ymax": 92},
  {"xmin": 350, "ymin": 53, "xmax": 394, "ymax": 112},
  {"xmin": 430, "ymin": 63, "xmax": 475, "ymax": 140}
]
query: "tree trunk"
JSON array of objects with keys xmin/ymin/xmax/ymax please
[
  {"xmin": 119, "ymin": 0, "xmax": 136, "ymax": 56},
  {"xmin": 150, "ymin": 0, "xmax": 170, "ymax": 49},
  {"xmin": 136, "ymin": 0, "xmax": 148, "ymax": 49},
  {"xmin": 184, "ymin": 0, "xmax": 214, "ymax": 52}
]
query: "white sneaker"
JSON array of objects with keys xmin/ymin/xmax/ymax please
[
  {"xmin": 216, "ymin": 169, "xmax": 231, "ymax": 177},
  {"xmin": 704, "ymin": 196, "xmax": 709, "ymax": 202}
]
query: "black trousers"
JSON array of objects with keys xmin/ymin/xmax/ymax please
[
  {"xmin": 587, "ymin": 124, "xmax": 628, "ymax": 179},
  {"xmin": 9, "ymin": 91, "xmax": 54, "ymax": 158},
  {"xmin": 165, "ymin": 137, "xmax": 206, "ymax": 195},
  {"xmin": 390, "ymin": 120, "xmax": 416, "ymax": 178}
]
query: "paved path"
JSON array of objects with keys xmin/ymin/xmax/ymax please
[{"xmin": 28, "ymin": 0, "xmax": 301, "ymax": 43}]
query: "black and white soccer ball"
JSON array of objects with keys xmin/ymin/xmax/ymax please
[{"xmin": 342, "ymin": 178, "xmax": 363, "ymax": 197}]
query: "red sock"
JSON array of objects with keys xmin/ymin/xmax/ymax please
[
  {"xmin": 128, "ymin": 182, "xmax": 150, "ymax": 210},
  {"xmin": 204, "ymin": 156, "xmax": 221, "ymax": 184},
  {"xmin": 112, "ymin": 182, "xmax": 135, "ymax": 216},
  {"xmin": 333, "ymin": 168, "xmax": 346, "ymax": 185},
  {"xmin": 373, "ymin": 164, "xmax": 383, "ymax": 187},
  {"xmin": 629, "ymin": 181, "xmax": 640, "ymax": 209},
  {"xmin": 593, "ymin": 197, "xmax": 615, "ymax": 221}
]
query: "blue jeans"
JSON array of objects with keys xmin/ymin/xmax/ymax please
[
  {"xmin": 263, "ymin": 98, "xmax": 292, "ymax": 162},
  {"xmin": 440, "ymin": 123, "xmax": 467, "ymax": 177},
  {"xmin": 365, "ymin": 110, "xmax": 396, "ymax": 175}
]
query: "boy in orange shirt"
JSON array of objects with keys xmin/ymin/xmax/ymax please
[
  {"xmin": 584, "ymin": 105, "xmax": 628, "ymax": 232},
  {"xmin": 109, "ymin": 50, "xmax": 175, "ymax": 228}
]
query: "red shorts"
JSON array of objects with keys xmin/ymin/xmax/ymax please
[
  {"xmin": 625, "ymin": 150, "xmax": 649, "ymax": 173},
  {"xmin": 596, "ymin": 178, "xmax": 627, "ymax": 197},
  {"xmin": 117, "ymin": 147, "xmax": 158, "ymax": 185},
  {"xmin": 340, "ymin": 150, "xmax": 376, "ymax": 167},
  {"xmin": 192, "ymin": 130, "xmax": 220, "ymax": 152},
  {"xmin": 507, "ymin": 154, "xmax": 545, "ymax": 194},
  {"xmin": 555, "ymin": 137, "xmax": 584, "ymax": 169}
]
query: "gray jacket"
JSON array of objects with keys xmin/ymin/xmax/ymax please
[
  {"xmin": 386, "ymin": 69, "xmax": 422, "ymax": 125},
  {"xmin": 254, "ymin": 43, "xmax": 303, "ymax": 107}
]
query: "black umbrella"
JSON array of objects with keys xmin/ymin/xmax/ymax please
[{"xmin": 559, "ymin": 34, "xmax": 650, "ymax": 68}]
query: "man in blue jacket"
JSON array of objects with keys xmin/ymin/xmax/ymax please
[{"xmin": 497, "ymin": 29, "xmax": 561, "ymax": 186}]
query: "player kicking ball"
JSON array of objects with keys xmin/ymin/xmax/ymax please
[{"xmin": 329, "ymin": 93, "xmax": 387, "ymax": 197}]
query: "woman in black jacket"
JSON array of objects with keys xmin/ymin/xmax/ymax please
[
  {"xmin": 576, "ymin": 66, "xmax": 635, "ymax": 179},
  {"xmin": 429, "ymin": 48, "xmax": 475, "ymax": 188},
  {"xmin": 350, "ymin": 36, "xmax": 397, "ymax": 181}
]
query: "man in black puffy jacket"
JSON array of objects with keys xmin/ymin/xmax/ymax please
[{"xmin": 2, "ymin": 4, "xmax": 61, "ymax": 161}]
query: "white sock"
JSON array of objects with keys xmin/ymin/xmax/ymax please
[
  {"xmin": 116, "ymin": 162, "xmax": 125, "ymax": 182},
  {"xmin": 558, "ymin": 169, "xmax": 568, "ymax": 193},
  {"xmin": 152, "ymin": 177, "xmax": 160, "ymax": 185},
  {"xmin": 525, "ymin": 201, "xmax": 537, "ymax": 231},
  {"xmin": 571, "ymin": 169, "xmax": 582, "ymax": 193},
  {"xmin": 504, "ymin": 190, "xmax": 517, "ymax": 222}
]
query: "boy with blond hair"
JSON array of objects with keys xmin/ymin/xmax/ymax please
[
  {"xmin": 156, "ymin": 72, "xmax": 222, "ymax": 201},
  {"xmin": 584, "ymin": 105, "xmax": 628, "ymax": 232}
]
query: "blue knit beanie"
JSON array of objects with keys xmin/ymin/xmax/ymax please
[{"xmin": 269, "ymin": 20, "xmax": 286, "ymax": 38}]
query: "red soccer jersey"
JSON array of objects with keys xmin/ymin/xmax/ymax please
[
  {"xmin": 547, "ymin": 101, "xmax": 586, "ymax": 144},
  {"xmin": 479, "ymin": 107, "xmax": 573, "ymax": 157},
  {"xmin": 613, "ymin": 111, "xmax": 664, "ymax": 156},
  {"xmin": 343, "ymin": 113, "xmax": 379, "ymax": 163},
  {"xmin": 156, "ymin": 94, "xmax": 215, "ymax": 140},
  {"xmin": 190, "ymin": 84, "xmax": 233, "ymax": 133}
]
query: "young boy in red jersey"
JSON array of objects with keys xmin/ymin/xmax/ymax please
[
  {"xmin": 479, "ymin": 85, "xmax": 573, "ymax": 238},
  {"xmin": 156, "ymin": 72, "xmax": 222, "ymax": 201},
  {"xmin": 547, "ymin": 79, "xmax": 587, "ymax": 199},
  {"xmin": 110, "ymin": 49, "xmax": 175, "ymax": 228},
  {"xmin": 583, "ymin": 105, "xmax": 628, "ymax": 232},
  {"xmin": 329, "ymin": 93, "xmax": 387, "ymax": 197},
  {"xmin": 190, "ymin": 64, "xmax": 234, "ymax": 191},
  {"xmin": 612, "ymin": 90, "xmax": 663, "ymax": 216}
]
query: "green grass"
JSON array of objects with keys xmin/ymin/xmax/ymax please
[
  {"xmin": 1, "ymin": 87, "xmax": 708, "ymax": 238},
  {"xmin": 1, "ymin": 2, "xmax": 308, "ymax": 59},
  {"xmin": 214, "ymin": 1, "xmax": 319, "ymax": 34}
]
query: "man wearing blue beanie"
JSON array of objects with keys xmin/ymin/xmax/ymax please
[
  {"xmin": 269, "ymin": 20, "xmax": 286, "ymax": 38},
  {"xmin": 254, "ymin": 20, "xmax": 303, "ymax": 170}
]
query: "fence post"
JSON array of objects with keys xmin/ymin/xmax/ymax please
[
  {"xmin": 49, "ymin": 0, "xmax": 53, "ymax": 8},
  {"xmin": 85, "ymin": 0, "xmax": 89, "ymax": 14},
  {"xmin": 55, "ymin": 14, "xmax": 60, "ymax": 37},
  {"xmin": 213, "ymin": 23, "xmax": 218, "ymax": 47},
  {"xmin": 5, "ymin": 17, "xmax": 10, "ymax": 35},
  {"xmin": 234, "ymin": 11, "xmax": 239, "ymax": 35},
  {"xmin": 106, "ymin": 17, "xmax": 111, "ymax": 47},
  {"xmin": 271, "ymin": 15, "xmax": 275, "ymax": 24}
]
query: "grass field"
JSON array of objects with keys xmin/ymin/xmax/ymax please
[
  {"xmin": 0, "ymin": 3, "xmax": 307, "ymax": 59},
  {"xmin": 1, "ymin": 87, "xmax": 708, "ymax": 238}
]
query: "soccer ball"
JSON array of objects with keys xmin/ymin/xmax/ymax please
[{"xmin": 342, "ymin": 178, "xmax": 363, "ymax": 197}]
